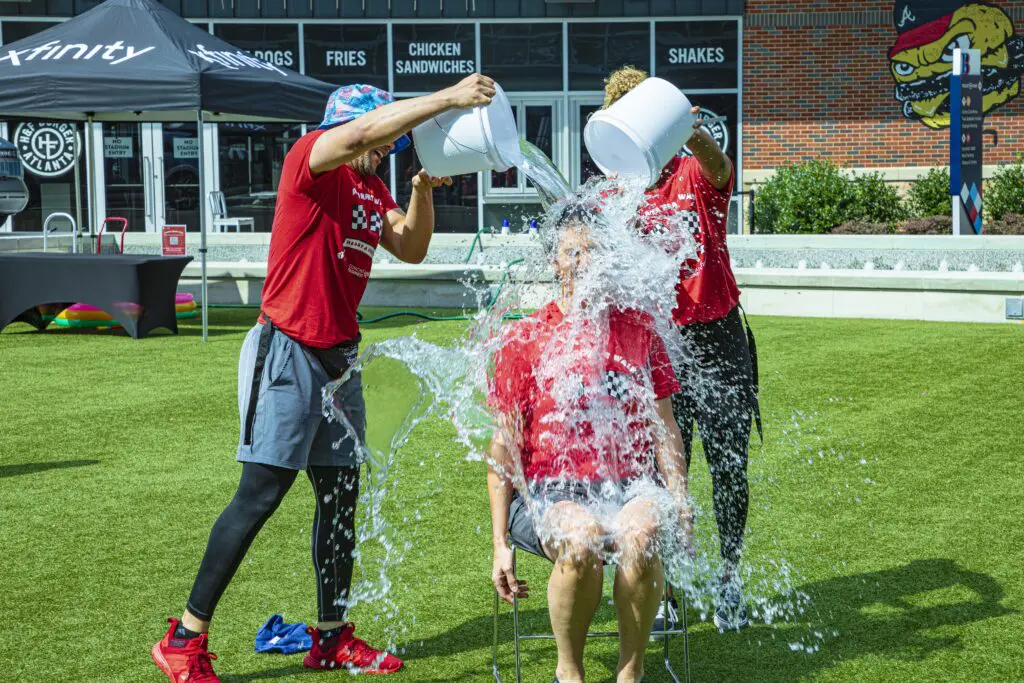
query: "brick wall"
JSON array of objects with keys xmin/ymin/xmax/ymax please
[{"xmin": 743, "ymin": 0, "xmax": 1024, "ymax": 173}]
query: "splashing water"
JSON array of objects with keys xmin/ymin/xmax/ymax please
[{"xmin": 319, "ymin": 140, "xmax": 869, "ymax": 660}]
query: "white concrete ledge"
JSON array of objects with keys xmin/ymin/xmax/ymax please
[
  {"xmin": 735, "ymin": 268, "xmax": 1024, "ymax": 293},
  {"xmin": 177, "ymin": 261, "xmax": 1024, "ymax": 323}
]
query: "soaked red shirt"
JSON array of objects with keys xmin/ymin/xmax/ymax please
[
  {"xmin": 489, "ymin": 303, "xmax": 679, "ymax": 483},
  {"xmin": 643, "ymin": 155, "xmax": 740, "ymax": 326},
  {"xmin": 260, "ymin": 130, "xmax": 398, "ymax": 348}
]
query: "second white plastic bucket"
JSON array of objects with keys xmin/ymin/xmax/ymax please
[
  {"xmin": 583, "ymin": 77, "xmax": 696, "ymax": 187},
  {"xmin": 411, "ymin": 83, "xmax": 522, "ymax": 178}
]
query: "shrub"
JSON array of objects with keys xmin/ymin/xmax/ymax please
[
  {"xmin": 754, "ymin": 159, "xmax": 856, "ymax": 234},
  {"xmin": 831, "ymin": 220, "xmax": 892, "ymax": 235},
  {"xmin": 849, "ymin": 171, "xmax": 907, "ymax": 226},
  {"xmin": 986, "ymin": 155, "xmax": 1024, "ymax": 221},
  {"xmin": 907, "ymin": 167, "xmax": 952, "ymax": 218},
  {"xmin": 985, "ymin": 213, "xmax": 1024, "ymax": 235},
  {"xmin": 895, "ymin": 215, "xmax": 952, "ymax": 235}
]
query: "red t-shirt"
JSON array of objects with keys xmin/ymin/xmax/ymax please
[
  {"xmin": 260, "ymin": 130, "xmax": 398, "ymax": 348},
  {"xmin": 643, "ymin": 155, "xmax": 740, "ymax": 326},
  {"xmin": 489, "ymin": 303, "xmax": 680, "ymax": 484}
]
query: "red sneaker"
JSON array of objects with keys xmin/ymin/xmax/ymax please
[
  {"xmin": 151, "ymin": 618, "xmax": 221, "ymax": 683},
  {"xmin": 303, "ymin": 624, "xmax": 403, "ymax": 674}
]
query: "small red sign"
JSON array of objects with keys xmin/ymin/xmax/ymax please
[{"xmin": 162, "ymin": 225, "xmax": 186, "ymax": 256}]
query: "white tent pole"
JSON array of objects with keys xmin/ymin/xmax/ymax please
[
  {"xmin": 197, "ymin": 110, "xmax": 208, "ymax": 342},
  {"xmin": 85, "ymin": 115, "xmax": 96, "ymax": 252},
  {"xmin": 73, "ymin": 131, "xmax": 82, "ymax": 254}
]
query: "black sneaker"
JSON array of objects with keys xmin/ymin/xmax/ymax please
[
  {"xmin": 713, "ymin": 582, "xmax": 749, "ymax": 632},
  {"xmin": 651, "ymin": 597, "xmax": 679, "ymax": 639}
]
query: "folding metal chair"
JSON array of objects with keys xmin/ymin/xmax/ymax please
[
  {"xmin": 492, "ymin": 546, "xmax": 691, "ymax": 683},
  {"xmin": 209, "ymin": 190, "xmax": 255, "ymax": 233}
]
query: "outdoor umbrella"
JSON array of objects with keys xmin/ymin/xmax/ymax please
[{"xmin": 0, "ymin": 0, "xmax": 337, "ymax": 340}]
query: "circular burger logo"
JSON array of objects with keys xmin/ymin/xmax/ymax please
[
  {"xmin": 681, "ymin": 107, "xmax": 730, "ymax": 157},
  {"xmin": 14, "ymin": 122, "xmax": 80, "ymax": 178}
]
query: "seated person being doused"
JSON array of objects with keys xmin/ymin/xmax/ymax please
[{"xmin": 486, "ymin": 204, "xmax": 691, "ymax": 683}]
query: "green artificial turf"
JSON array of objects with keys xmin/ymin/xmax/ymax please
[{"xmin": 1, "ymin": 309, "xmax": 1022, "ymax": 682}]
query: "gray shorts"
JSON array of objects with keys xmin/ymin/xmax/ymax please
[
  {"xmin": 508, "ymin": 480, "xmax": 645, "ymax": 562},
  {"xmin": 235, "ymin": 323, "xmax": 366, "ymax": 470}
]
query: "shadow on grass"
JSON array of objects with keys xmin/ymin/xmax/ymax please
[
  {"xmin": 399, "ymin": 559, "xmax": 1013, "ymax": 682},
  {"xmin": 0, "ymin": 459, "xmax": 99, "ymax": 478}
]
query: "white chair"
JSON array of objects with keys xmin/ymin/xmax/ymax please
[
  {"xmin": 209, "ymin": 191, "xmax": 255, "ymax": 233},
  {"xmin": 492, "ymin": 546, "xmax": 691, "ymax": 683}
]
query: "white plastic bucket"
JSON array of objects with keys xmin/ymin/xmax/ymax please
[
  {"xmin": 583, "ymin": 77, "xmax": 696, "ymax": 187},
  {"xmin": 411, "ymin": 83, "xmax": 522, "ymax": 177}
]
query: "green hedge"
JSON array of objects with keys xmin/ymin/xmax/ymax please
[
  {"xmin": 986, "ymin": 155, "xmax": 1024, "ymax": 221},
  {"xmin": 754, "ymin": 160, "xmax": 905, "ymax": 234},
  {"xmin": 755, "ymin": 159, "xmax": 1024, "ymax": 234},
  {"xmin": 907, "ymin": 167, "xmax": 951, "ymax": 218}
]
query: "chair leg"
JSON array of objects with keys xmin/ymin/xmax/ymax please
[
  {"xmin": 680, "ymin": 590, "xmax": 691, "ymax": 683},
  {"xmin": 512, "ymin": 591, "xmax": 522, "ymax": 683},
  {"xmin": 512, "ymin": 548, "xmax": 522, "ymax": 683},
  {"xmin": 662, "ymin": 590, "xmax": 682, "ymax": 683},
  {"xmin": 493, "ymin": 590, "xmax": 503, "ymax": 683}
]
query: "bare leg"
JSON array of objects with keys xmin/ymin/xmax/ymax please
[
  {"xmin": 540, "ymin": 501, "xmax": 606, "ymax": 683},
  {"xmin": 613, "ymin": 498, "xmax": 664, "ymax": 683}
]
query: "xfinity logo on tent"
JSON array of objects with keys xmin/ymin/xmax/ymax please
[
  {"xmin": 0, "ymin": 40, "xmax": 289, "ymax": 76},
  {"xmin": 0, "ymin": 40, "xmax": 155, "ymax": 66}
]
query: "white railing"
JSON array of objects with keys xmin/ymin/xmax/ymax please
[{"xmin": 42, "ymin": 213, "xmax": 78, "ymax": 254}]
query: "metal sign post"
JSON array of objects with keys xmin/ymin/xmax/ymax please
[{"xmin": 950, "ymin": 47, "xmax": 984, "ymax": 235}]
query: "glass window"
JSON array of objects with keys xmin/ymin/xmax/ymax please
[
  {"xmin": 524, "ymin": 105, "xmax": 553, "ymax": 191},
  {"xmin": 1, "ymin": 21, "xmax": 59, "ymax": 44},
  {"xmin": 486, "ymin": 101, "xmax": 556, "ymax": 196},
  {"xmin": 3, "ymin": 118, "xmax": 88, "ymax": 233},
  {"xmin": 392, "ymin": 24, "xmax": 476, "ymax": 93},
  {"xmin": 681, "ymin": 93, "xmax": 739, "ymax": 170},
  {"xmin": 577, "ymin": 103, "xmax": 601, "ymax": 186},
  {"xmin": 483, "ymin": 203, "xmax": 542, "ymax": 233},
  {"xmin": 569, "ymin": 23, "xmax": 649, "ymax": 92},
  {"xmin": 480, "ymin": 23, "xmax": 562, "ymax": 92},
  {"xmin": 102, "ymin": 123, "xmax": 145, "ymax": 233},
  {"xmin": 217, "ymin": 122, "xmax": 302, "ymax": 233},
  {"xmin": 395, "ymin": 146, "xmax": 478, "ymax": 234},
  {"xmin": 655, "ymin": 21, "xmax": 739, "ymax": 90},
  {"xmin": 213, "ymin": 23, "xmax": 299, "ymax": 72},
  {"xmin": 162, "ymin": 123, "xmax": 200, "ymax": 232},
  {"xmin": 304, "ymin": 24, "xmax": 388, "ymax": 90},
  {"xmin": 490, "ymin": 105, "xmax": 520, "ymax": 190}
]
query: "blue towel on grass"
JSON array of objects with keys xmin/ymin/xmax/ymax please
[{"xmin": 254, "ymin": 614, "xmax": 312, "ymax": 654}]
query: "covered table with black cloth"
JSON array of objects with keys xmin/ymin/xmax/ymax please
[{"xmin": 0, "ymin": 253, "xmax": 193, "ymax": 339}]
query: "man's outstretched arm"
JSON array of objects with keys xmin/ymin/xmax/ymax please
[{"xmin": 308, "ymin": 74, "xmax": 496, "ymax": 176}]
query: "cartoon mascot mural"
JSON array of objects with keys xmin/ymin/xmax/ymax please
[{"xmin": 889, "ymin": 1, "xmax": 1024, "ymax": 128}]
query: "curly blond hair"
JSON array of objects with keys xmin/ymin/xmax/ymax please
[{"xmin": 602, "ymin": 66, "xmax": 649, "ymax": 109}]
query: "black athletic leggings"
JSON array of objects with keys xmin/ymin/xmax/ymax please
[
  {"xmin": 186, "ymin": 462, "xmax": 360, "ymax": 623},
  {"xmin": 671, "ymin": 306, "xmax": 756, "ymax": 566}
]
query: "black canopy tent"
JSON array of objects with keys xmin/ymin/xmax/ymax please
[{"xmin": 0, "ymin": 0, "xmax": 336, "ymax": 340}]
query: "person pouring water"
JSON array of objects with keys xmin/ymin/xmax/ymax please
[
  {"xmin": 151, "ymin": 74, "xmax": 496, "ymax": 683},
  {"xmin": 596, "ymin": 67, "xmax": 759, "ymax": 632}
]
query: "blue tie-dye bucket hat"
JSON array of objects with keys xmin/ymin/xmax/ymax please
[{"xmin": 319, "ymin": 84, "xmax": 411, "ymax": 154}]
